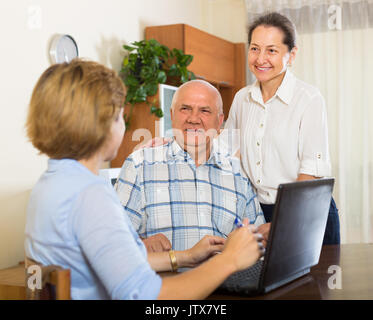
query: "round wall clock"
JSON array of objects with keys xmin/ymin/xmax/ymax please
[{"xmin": 49, "ymin": 34, "xmax": 79, "ymax": 64}]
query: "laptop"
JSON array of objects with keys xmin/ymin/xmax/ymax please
[{"xmin": 219, "ymin": 178, "xmax": 335, "ymax": 295}]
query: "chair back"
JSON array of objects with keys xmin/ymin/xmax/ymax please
[{"xmin": 25, "ymin": 257, "xmax": 71, "ymax": 300}]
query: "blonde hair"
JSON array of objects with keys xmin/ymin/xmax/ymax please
[{"xmin": 26, "ymin": 59, "xmax": 126, "ymax": 160}]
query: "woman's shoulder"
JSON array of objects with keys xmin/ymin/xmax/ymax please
[
  {"xmin": 293, "ymin": 75, "xmax": 323, "ymax": 99},
  {"xmin": 230, "ymin": 85, "xmax": 254, "ymax": 109},
  {"xmin": 235, "ymin": 84, "xmax": 253, "ymax": 98}
]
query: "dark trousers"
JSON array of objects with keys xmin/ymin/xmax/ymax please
[{"xmin": 260, "ymin": 197, "xmax": 340, "ymax": 245}]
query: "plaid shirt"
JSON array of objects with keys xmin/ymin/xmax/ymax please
[{"xmin": 115, "ymin": 139, "xmax": 264, "ymax": 251}]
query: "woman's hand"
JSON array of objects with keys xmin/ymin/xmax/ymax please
[
  {"xmin": 184, "ymin": 235, "xmax": 225, "ymax": 267},
  {"xmin": 257, "ymin": 222, "xmax": 271, "ymax": 248},
  {"xmin": 222, "ymin": 218, "xmax": 264, "ymax": 272}
]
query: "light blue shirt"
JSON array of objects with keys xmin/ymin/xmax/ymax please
[{"xmin": 24, "ymin": 159, "xmax": 162, "ymax": 300}]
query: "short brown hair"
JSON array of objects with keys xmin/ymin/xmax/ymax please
[
  {"xmin": 26, "ymin": 59, "xmax": 126, "ymax": 160},
  {"xmin": 248, "ymin": 12, "xmax": 297, "ymax": 51}
]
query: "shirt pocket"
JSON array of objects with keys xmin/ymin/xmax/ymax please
[
  {"xmin": 211, "ymin": 195, "xmax": 237, "ymax": 237},
  {"xmin": 144, "ymin": 186, "xmax": 172, "ymax": 232}
]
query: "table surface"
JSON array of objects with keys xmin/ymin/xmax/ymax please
[
  {"xmin": 208, "ymin": 243, "xmax": 373, "ymax": 300},
  {"xmin": 2, "ymin": 244, "xmax": 372, "ymax": 300}
]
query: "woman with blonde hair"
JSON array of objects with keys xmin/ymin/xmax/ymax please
[{"xmin": 24, "ymin": 59, "xmax": 263, "ymax": 300}]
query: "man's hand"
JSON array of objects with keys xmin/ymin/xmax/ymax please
[
  {"xmin": 142, "ymin": 234, "xmax": 172, "ymax": 252},
  {"xmin": 143, "ymin": 137, "xmax": 171, "ymax": 148},
  {"xmin": 257, "ymin": 223, "xmax": 271, "ymax": 248}
]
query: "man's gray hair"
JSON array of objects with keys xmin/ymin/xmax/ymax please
[{"xmin": 170, "ymin": 79, "xmax": 223, "ymax": 115}]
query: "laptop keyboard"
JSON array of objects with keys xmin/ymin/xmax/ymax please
[{"xmin": 220, "ymin": 259, "xmax": 263, "ymax": 293}]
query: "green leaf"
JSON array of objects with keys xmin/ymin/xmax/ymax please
[
  {"xmin": 155, "ymin": 108, "xmax": 164, "ymax": 118},
  {"xmin": 145, "ymin": 82, "xmax": 158, "ymax": 96},
  {"xmin": 172, "ymin": 48, "xmax": 182, "ymax": 58},
  {"xmin": 167, "ymin": 64, "xmax": 179, "ymax": 77},
  {"xmin": 140, "ymin": 66, "xmax": 153, "ymax": 80},
  {"xmin": 181, "ymin": 73, "xmax": 188, "ymax": 83},
  {"xmin": 123, "ymin": 45, "xmax": 136, "ymax": 52},
  {"xmin": 132, "ymin": 40, "xmax": 145, "ymax": 47},
  {"xmin": 157, "ymin": 70, "xmax": 167, "ymax": 83},
  {"xmin": 148, "ymin": 39, "xmax": 160, "ymax": 47},
  {"xmin": 134, "ymin": 86, "xmax": 147, "ymax": 102},
  {"xmin": 122, "ymin": 57, "xmax": 129, "ymax": 67},
  {"xmin": 128, "ymin": 53, "xmax": 138, "ymax": 65},
  {"xmin": 125, "ymin": 89, "xmax": 136, "ymax": 104},
  {"xmin": 188, "ymin": 71, "xmax": 196, "ymax": 80},
  {"xmin": 150, "ymin": 105, "xmax": 158, "ymax": 114},
  {"xmin": 184, "ymin": 55, "xmax": 193, "ymax": 66},
  {"xmin": 123, "ymin": 74, "xmax": 139, "ymax": 87}
]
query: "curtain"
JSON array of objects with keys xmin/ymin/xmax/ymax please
[{"xmin": 245, "ymin": 0, "xmax": 373, "ymax": 243}]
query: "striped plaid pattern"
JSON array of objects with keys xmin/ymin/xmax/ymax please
[{"xmin": 115, "ymin": 139, "xmax": 264, "ymax": 251}]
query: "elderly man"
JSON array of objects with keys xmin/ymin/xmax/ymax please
[{"xmin": 116, "ymin": 80, "xmax": 267, "ymax": 252}]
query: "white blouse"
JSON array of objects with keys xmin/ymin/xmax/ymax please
[{"xmin": 223, "ymin": 70, "xmax": 331, "ymax": 204}]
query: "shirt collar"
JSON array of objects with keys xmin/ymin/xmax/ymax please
[
  {"xmin": 248, "ymin": 81, "xmax": 263, "ymax": 105},
  {"xmin": 167, "ymin": 138, "xmax": 230, "ymax": 170},
  {"xmin": 248, "ymin": 69, "xmax": 296, "ymax": 106},
  {"xmin": 276, "ymin": 69, "xmax": 296, "ymax": 105}
]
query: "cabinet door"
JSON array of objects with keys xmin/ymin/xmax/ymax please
[{"xmin": 184, "ymin": 25, "xmax": 235, "ymax": 86}]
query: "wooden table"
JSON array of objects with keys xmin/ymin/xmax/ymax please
[
  {"xmin": 2, "ymin": 244, "xmax": 372, "ymax": 300},
  {"xmin": 209, "ymin": 243, "xmax": 373, "ymax": 300}
]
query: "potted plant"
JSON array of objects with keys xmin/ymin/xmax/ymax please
[{"xmin": 120, "ymin": 39, "xmax": 196, "ymax": 127}]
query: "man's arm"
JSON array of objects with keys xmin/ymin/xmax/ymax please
[
  {"xmin": 297, "ymin": 174, "xmax": 317, "ymax": 181},
  {"xmin": 116, "ymin": 156, "xmax": 172, "ymax": 253},
  {"xmin": 115, "ymin": 157, "xmax": 147, "ymax": 234}
]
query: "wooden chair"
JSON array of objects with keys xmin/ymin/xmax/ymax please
[{"xmin": 25, "ymin": 257, "xmax": 71, "ymax": 300}]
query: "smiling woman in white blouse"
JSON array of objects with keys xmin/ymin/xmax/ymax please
[{"xmin": 224, "ymin": 12, "xmax": 340, "ymax": 245}]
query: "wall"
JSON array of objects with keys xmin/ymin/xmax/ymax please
[
  {"xmin": 0, "ymin": 0, "xmax": 248, "ymax": 269},
  {"xmin": 200, "ymin": 0, "xmax": 248, "ymax": 43}
]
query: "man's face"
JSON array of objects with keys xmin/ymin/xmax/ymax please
[{"xmin": 171, "ymin": 84, "xmax": 224, "ymax": 151}]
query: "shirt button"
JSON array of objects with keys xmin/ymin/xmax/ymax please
[
  {"xmin": 257, "ymin": 179, "xmax": 261, "ymax": 184},
  {"xmin": 256, "ymin": 161, "xmax": 261, "ymax": 166},
  {"xmin": 257, "ymin": 142, "xmax": 260, "ymax": 146},
  {"xmin": 260, "ymin": 123, "xmax": 264, "ymax": 128}
]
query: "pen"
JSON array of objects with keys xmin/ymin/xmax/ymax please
[
  {"xmin": 234, "ymin": 216, "xmax": 244, "ymax": 228},
  {"xmin": 234, "ymin": 216, "xmax": 260, "ymax": 235}
]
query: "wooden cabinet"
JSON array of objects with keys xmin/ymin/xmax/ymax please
[
  {"xmin": 111, "ymin": 24, "xmax": 247, "ymax": 168},
  {"xmin": 145, "ymin": 24, "xmax": 246, "ymax": 118}
]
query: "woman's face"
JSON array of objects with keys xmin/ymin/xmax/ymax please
[
  {"xmin": 248, "ymin": 25, "xmax": 296, "ymax": 84},
  {"xmin": 103, "ymin": 108, "xmax": 126, "ymax": 161}
]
